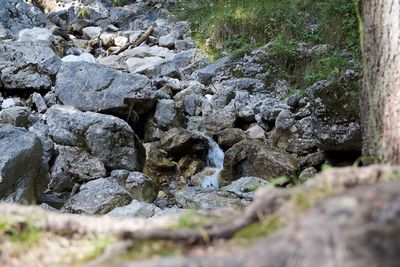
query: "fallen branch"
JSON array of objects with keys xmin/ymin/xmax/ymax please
[{"xmin": 110, "ymin": 25, "xmax": 154, "ymax": 56}]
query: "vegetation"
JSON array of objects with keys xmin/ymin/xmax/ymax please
[
  {"xmin": 174, "ymin": 0, "xmax": 360, "ymax": 89},
  {"xmin": 112, "ymin": 0, "xmax": 133, "ymax": 6},
  {"xmin": 0, "ymin": 220, "xmax": 39, "ymax": 246},
  {"xmin": 234, "ymin": 215, "xmax": 280, "ymax": 242},
  {"xmin": 77, "ymin": 7, "xmax": 90, "ymax": 19},
  {"xmin": 174, "ymin": 0, "xmax": 359, "ymax": 57}
]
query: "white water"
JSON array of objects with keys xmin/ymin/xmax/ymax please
[{"xmin": 201, "ymin": 135, "xmax": 224, "ymax": 189}]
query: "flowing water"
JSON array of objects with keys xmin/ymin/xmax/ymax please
[
  {"xmin": 201, "ymin": 135, "xmax": 224, "ymax": 188},
  {"xmin": 187, "ymin": 118, "xmax": 224, "ymax": 189}
]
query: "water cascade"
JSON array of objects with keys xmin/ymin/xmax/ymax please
[{"xmin": 201, "ymin": 135, "xmax": 225, "ymax": 189}]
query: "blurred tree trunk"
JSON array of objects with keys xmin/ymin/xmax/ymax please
[{"xmin": 361, "ymin": 0, "xmax": 400, "ymax": 164}]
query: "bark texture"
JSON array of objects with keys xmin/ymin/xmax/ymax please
[{"xmin": 362, "ymin": 0, "xmax": 400, "ymax": 163}]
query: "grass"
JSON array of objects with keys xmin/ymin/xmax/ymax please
[
  {"xmin": 173, "ymin": 0, "xmax": 360, "ymax": 90},
  {"xmin": 0, "ymin": 220, "xmax": 39, "ymax": 247},
  {"xmin": 174, "ymin": 0, "xmax": 360, "ymax": 58}
]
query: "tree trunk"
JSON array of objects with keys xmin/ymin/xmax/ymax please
[{"xmin": 362, "ymin": 0, "xmax": 400, "ymax": 164}]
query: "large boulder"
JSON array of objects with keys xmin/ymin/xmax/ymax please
[
  {"xmin": 0, "ymin": 124, "xmax": 48, "ymax": 202},
  {"xmin": 174, "ymin": 187, "xmax": 248, "ymax": 210},
  {"xmin": 154, "ymin": 99, "xmax": 185, "ymax": 129},
  {"xmin": 62, "ymin": 178, "xmax": 132, "ymax": 215},
  {"xmin": 160, "ymin": 127, "xmax": 207, "ymax": 158},
  {"xmin": 220, "ymin": 139, "xmax": 298, "ymax": 184},
  {"xmin": 49, "ymin": 145, "xmax": 107, "ymax": 193},
  {"xmin": 107, "ymin": 200, "xmax": 161, "ymax": 219},
  {"xmin": 45, "ymin": 105, "xmax": 146, "ymax": 171},
  {"xmin": 0, "ymin": 41, "xmax": 61, "ymax": 91},
  {"xmin": 0, "ymin": 0, "xmax": 46, "ymax": 36},
  {"xmin": 54, "ymin": 61, "xmax": 158, "ymax": 115}
]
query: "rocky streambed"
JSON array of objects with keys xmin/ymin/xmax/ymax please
[{"xmin": 0, "ymin": 0, "xmax": 361, "ymax": 217}]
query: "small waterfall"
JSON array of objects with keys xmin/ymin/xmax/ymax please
[
  {"xmin": 201, "ymin": 135, "xmax": 224, "ymax": 189},
  {"xmin": 187, "ymin": 117, "xmax": 224, "ymax": 189}
]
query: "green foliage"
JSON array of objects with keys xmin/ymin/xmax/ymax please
[
  {"xmin": 112, "ymin": 0, "xmax": 133, "ymax": 6},
  {"xmin": 174, "ymin": 0, "xmax": 360, "ymax": 58},
  {"xmin": 75, "ymin": 235, "xmax": 116, "ymax": 264},
  {"xmin": 234, "ymin": 215, "xmax": 280, "ymax": 241},
  {"xmin": 0, "ymin": 220, "xmax": 39, "ymax": 246},
  {"xmin": 78, "ymin": 7, "xmax": 90, "ymax": 19},
  {"xmin": 304, "ymin": 54, "xmax": 349, "ymax": 86}
]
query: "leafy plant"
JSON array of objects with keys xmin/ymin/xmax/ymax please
[{"xmin": 78, "ymin": 7, "xmax": 90, "ymax": 19}]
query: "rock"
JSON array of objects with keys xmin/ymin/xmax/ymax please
[
  {"xmin": 62, "ymin": 178, "xmax": 132, "ymax": 215},
  {"xmin": 154, "ymin": 99, "xmax": 185, "ymax": 129},
  {"xmin": 49, "ymin": 146, "xmax": 107, "ymax": 193},
  {"xmin": 114, "ymin": 36, "xmax": 129, "ymax": 47},
  {"xmin": 62, "ymin": 53, "xmax": 97, "ymax": 63},
  {"xmin": 246, "ymin": 125, "xmax": 265, "ymax": 140},
  {"xmin": 0, "ymin": 106, "xmax": 31, "ymax": 127},
  {"xmin": 0, "ymin": 0, "xmax": 46, "ymax": 36},
  {"xmin": 299, "ymin": 167, "xmax": 317, "ymax": 182},
  {"xmin": 160, "ymin": 128, "xmax": 207, "ymax": 158},
  {"xmin": 0, "ymin": 124, "xmax": 48, "ymax": 202},
  {"xmin": 158, "ymin": 32, "xmax": 176, "ymax": 48},
  {"xmin": 222, "ymin": 176, "xmax": 268, "ymax": 201},
  {"xmin": 17, "ymin": 27, "xmax": 52, "ymax": 42},
  {"xmin": 177, "ymin": 155, "xmax": 204, "ymax": 179},
  {"xmin": 190, "ymin": 167, "xmax": 217, "ymax": 187},
  {"xmin": 307, "ymin": 72, "xmax": 361, "ymax": 151},
  {"xmin": 175, "ymin": 39, "xmax": 196, "ymax": 52},
  {"xmin": 183, "ymin": 94, "xmax": 205, "ymax": 116},
  {"xmin": 107, "ymin": 200, "xmax": 160, "ymax": 218},
  {"xmin": 143, "ymin": 142, "xmax": 177, "ymax": 185},
  {"xmin": 191, "ymin": 56, "xmax": 232, "ymax": 85},
  {"xmin": 125, "ymin": 172, "xmax": 158, "ymax": 203},
  {"xmin": 0, "ymin": 41, "xmax": 61, "ymax": 91},
  {"xmin": 202, "ymin": 107, "xmax": 236, "ymax": 134},
  {"xmin": 1, "ymin": 98, "xmax": 17, "ymax": 109},
  {"xmin": 29, "ymin": 122, "xmax": 54, "ymax": 169},
  {"xmin": 82, "ymin": 26, "xmax": 102, "ymax": 39},
  {"xmin": 123, "ymin": 45, "xmax": 174, "ymax": 59},
  {"xmin": 54, "ymin": 62, "xmax": 156, "ymax": 115},
  {"xmin": 45, "ymin": 105, "xmax": 146, "ymax": 171},
  {"xmin": 217, "ymin": 128, "xmax": 245, "ymax": 149},
  {"xmin": 125, "ymin": 55, "xmax": 181, "ymax": 78},
  {"xmin": 175, "ymin": 187, "xmax": 248, "ymax": 210},
  {"xmin": 100, "ymin": 32, "xmax": 115, "ymax": 47},
  {"xmin": 275, "ymin": 110, "xmax": 296, "ymax": 131},
  {"xmin": 304, "ymin": 151, "xmax": 326, "ymax": 167},
  {"xmin": 220, "ymin": 140, "xmax": 298, "ymax": 184},
  {"xmin": 109, "ymin": 169, "xmax": 130, "ymax": 186},
  {"xmin": 154, "ymin": 207, "xmax": 187, "ymax": 217},
  {"xmin": 32, "ymin": 93, "xmax": 48, "ymax": 113}
]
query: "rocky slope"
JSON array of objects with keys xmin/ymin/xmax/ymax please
[{"xmin": 1, "ymin": 1, "xmax": 396, "ymax": 266}]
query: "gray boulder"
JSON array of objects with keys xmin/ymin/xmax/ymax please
[
  {"xmin": 62, "ymin": 178, "xmax": 132, "ymax": 215},
  {"xmin": 0, "ymin": 124, "xmax": 48, "ymax": 203},
  {"xmin": 107, "ymin": 200, "xmax": 161, "ymax": 218},
  {"xmin": 45, "ymin": 105, "xmax": 146, "ymax": 171},
  {"xmin": 54, "ymin": 62, "xmax": 157, "ymax": 115},
  {"xmin": 0, "ymin": 106, "xmax": 31, "ymax": 127},
  {"xmin": 49, "ymin": 145, "xmax": 107, "ymax": 192},
  {"xmin": 154, "ymin": 99, "xmax": 185, "ymax": 129},
  {"xmin": 220, "ymin": 139, "xmax": 298, "ymax": 184},
  {"xmin": 0, "ymin": 41, "xmax": 61, "ymax": 91},
  {"xmin": 175, "ymin": 187, "xmax": 249, "ymax": 210},
  {"xmin": 125, "ymin": 172, "xmax": 158, "ymax": 203},
  {"xmin": 191, "ymin": 56, "xmax": 232, "ymax": 85},
  {"xmin": 222, "ymin": 176, "xmax": 268, "ymax": 201},
  {"xmin": 0, "ymin": 0, "xmax": 46, "ymax": 36}
]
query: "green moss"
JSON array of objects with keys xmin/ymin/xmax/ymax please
[
  {"xmin": 234, "ymin": 215, "xmax": 280, "ymax": 242},
  {"xmin": 0, "ymin": 220, "xmax": 39, "ymax": 247},
  {"xmin": 168, "ymin": 210, "xmax": 223, "ymax": 230},
  {"xmin": 73, "ymin": 235, "xmax": 116, "ymax": 264},
  {"xmin": 118, "ymin": 239, "xmax": 184, "ymax": 261}
]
